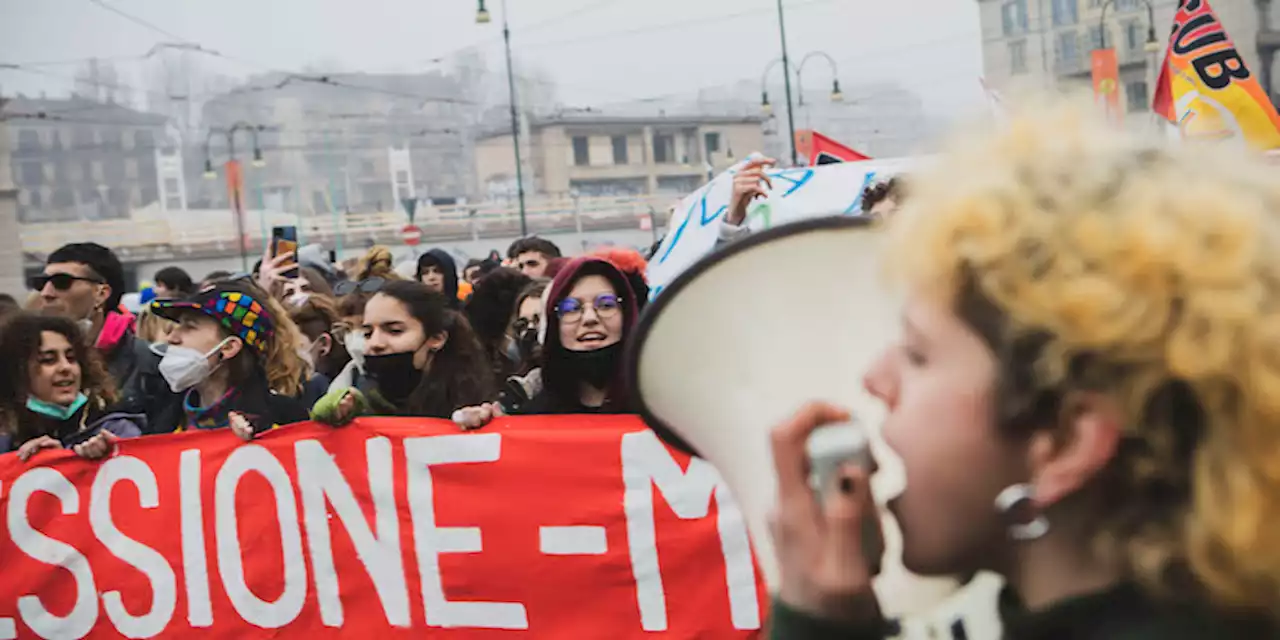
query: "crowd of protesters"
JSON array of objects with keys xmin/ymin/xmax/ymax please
[{"xmin": 4, "ymin": 101, "xmax": 1280, "ymax": 638}]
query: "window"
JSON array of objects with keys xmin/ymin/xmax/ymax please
[
  {"xmin": 1124, "ymin": 21, "xmax": 1144, "ymax": 51},
  {"xmin": 84, "ymin": 161, "xmax": 97, "ymax": 182},
  {"xmin": 17, "ymin": 130, "xmax": 40, "ymax": 152},
  {"xmin": 72, "ymin": 126, "xmax": 95, "ymax": 150},
  {"xmin": 1010, "ymin": 40, "xmax": 1029, "ymax": 74},
  {"xmin": 16, "ymin": 162, "xmax": 44, "ymax": 185},
  {"xmin": 1057, "ymin": 31, "xmax": 1080, "ymax": 68},
  {"xmin": 395, "ymin": 170, "xmax": 409, "ymax": 184},
  {"xmin": 1126, "ymin": 81, "xmax": 1149, "ymax": 112},
  {"xmin": 1051, "ymin": 0, "xmax": 1077, "ymax": 27},
  {"xmin": 134, "ymin": 130, "xmax": 155, "ymax": 151},
  {"xmin": 140, "ymin": 186, "xmax": 158, "ymax": 206},
  {"xmin": 1116, "ymin": 0, "xmax": 1139, "ymax": 9},
  {"xmin": 137, "ymin": 154, "xmax": 156, "ymax": 179},
  {"xmin": 572, "ymin": 136, "xmax": 590, "ymax": 166},
  {"xmin": 653, "ymin": 133, "xmax": 675, "ymax": 164},
  {"xmin": 704, "ymin": 132, "xmax": 721, "ymax": 154},
  {"xmin": 28, "ymin": 189, "xmax": 43, "ymax": 209},
  {"xmin": 1088, "ymin": 24, "xmax": 1107, "ymax": 50},
  {"xmin": 612, "ymin": 135, "xmax": 628, "ymax": 165},
  {"xmin": 1002, "ymin": 0, "xmax": 1029, "ymax": 36},
  {"xmin": 52, "ymin": 188, "xmax": 75, "ymax": 208},
  {"xmin": 361, "ymin": 159, "xmax": 376, "ymax": 176},
  {"xmin": 164, "ymin": 177, "xmax": 180, "ymax": 194},
  {"xmin": 104, "ymin": 159, "xmax": 125, "ymax": 182}
]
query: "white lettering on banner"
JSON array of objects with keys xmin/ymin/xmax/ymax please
[
  {"xmin": 620, "ymin": 431, "xmax": 761, "ymax": 631},
  {"xmin": 214, "ymin": 445, "xmax": 307, "ymax": 629},
  {"xmin": 404, "ymin": 434, "xmax": 529, "ymax": 630},
  {"xmin": 538, "ymin": 526, "xmax": 608, "ymax": 555},
  {"xmin": 6, "ymin": 468, "xmax": 98, "ymax": 640},
  {"xmin": 178, "ymin": 449, "xmax": 213, "ymax": 627},
  {"xmin": 296, "ymin": 437, "xmax": 410, "ymax": 628},
  {"xmin": 89, "ymin": 456, "xmax": 176, "ymax": 638}
]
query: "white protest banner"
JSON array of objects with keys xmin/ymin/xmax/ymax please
[{"xmin": 645, "ymin": 156, "xmax": 918, "ymax": 298}]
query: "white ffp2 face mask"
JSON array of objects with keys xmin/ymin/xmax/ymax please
[
  {"xmin": 343, "ymin": 332, "xmax": 366, "ymax": 373},
  {"xmin": 158, "ymin": 338, "xmax": 231, "ymax": 393}
]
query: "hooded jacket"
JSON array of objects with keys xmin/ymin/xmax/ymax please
[
  {"xmin": 522, "ymin": 257, "xmax": 639, "ymax": 415},
  {"xmin": 418, "ymin": 249, "xmax": 460, "ymax": 308}
]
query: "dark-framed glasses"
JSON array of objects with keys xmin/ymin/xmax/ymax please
[
  {"xmin": 28, "ymin": 273, "xmax": 103, "ymax": 292},
  {"xmin": 334, "ymin": 277, "xmax": 386, "ymax": 297},
  {"xmin": 555, "ymin": 294, "xmax": 622, "ymax": 324}
]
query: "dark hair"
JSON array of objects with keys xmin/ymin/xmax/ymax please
[
  {"xmin": 338, "ymin": 291, "xmax": 372, "ymax": 319},
  {"xmin": 201, "ymin": 270, "xmax": 233, "ymax": 288},
  {"xmin": 47, "ymin": 242, "xmax": 125, "ymax": 311},
  {"xmin": 0, "ymin": 294, "xmax": 19, "ymax": 323},
  {"xmin": 154, "ymin": 266, "xmax": 195, "ymax": 296},
  {"xmin": 507, "ymin": 237, "xmax": 562, "ymax": 260},
  {"xmin": 861, "ymin": 177, "xmax": 904, "ymax": 215},
  {"xmin": 289, "ymin": 294, "xmax": 350, "ymax": 378},
  {"xmin": 299, "ymin": 267, "xmax": 334, "ymax": 296},
  {"xmin": 373, "ymin": 281, "xmax": 495, "ymax": 418},
  {"xmin": 0, "ymin": 313, "xmax": 116, "ymax": 443},
  {"xmin": 464, "ymin": 267, "xmax": 534, "ymax": 385}
]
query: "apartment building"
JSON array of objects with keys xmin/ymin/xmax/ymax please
[
  {"xmin": 978, "ymin": 0, "xmax": 1275, "ymax": 120},
  {"xmin": 196, "ymin": 72, "xmax": 475, "ymax": 215},
  {"xmin": 4, "ymin": 96, "xmax": 171, "ymax": 222},
  {"xmin": 474, "ymin": 113, "xmax": 765, "ymax": 198}
]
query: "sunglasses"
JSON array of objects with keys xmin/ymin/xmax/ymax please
[
  {"xmin": 555, "ymin": 294, "xmax": 622, "ymax": 323},
  {"xmin": 29, "ymin": 273, "xmax": 103, "ymax": 292},
  {"xmin": 334, "ymin": 277, "xmax": 386, "ymax": 297}
]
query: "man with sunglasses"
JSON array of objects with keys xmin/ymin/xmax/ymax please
[{"xmin": 34, "ymin": 243, "xmax": 176, "ymax": 429}]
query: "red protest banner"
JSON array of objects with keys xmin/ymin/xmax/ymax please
[{"xmin": 0, "ymin": 416, "xmax": 766, "ymax": 639}]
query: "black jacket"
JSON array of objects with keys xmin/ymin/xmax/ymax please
[
  {"xmin": 768, "ymin": 582, "xmax": 1276, "ymax": 640},
  {"xmin": 149, "ymin": 369, "xmax": 309, "ymax": 435},
  {"xmin": 108, "ymin": 330, "xmax": 182, "ymax": 434}
]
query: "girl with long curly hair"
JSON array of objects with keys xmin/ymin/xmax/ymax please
[{"xmin": 0, "ymin": 313, "xmax": 144, "ymax": 460}]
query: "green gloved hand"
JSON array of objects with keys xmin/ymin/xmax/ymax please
[{"xmin": 310, "ymin": 388, "xmax": 370, "ymax": 427}]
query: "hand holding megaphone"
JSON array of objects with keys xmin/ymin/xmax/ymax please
[{"xmin": 771, "ymin": 401, "xmax": 886, "ymax": 626}]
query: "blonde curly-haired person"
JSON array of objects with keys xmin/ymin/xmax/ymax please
[{"xmin": 768, "ymin": 102, "xmax": 1280, "ymax": 639}]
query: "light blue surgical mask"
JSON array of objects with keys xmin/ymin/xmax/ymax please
[{"xmin": 27, "ymin": 393, "xmax": 89, "ymax": 421}]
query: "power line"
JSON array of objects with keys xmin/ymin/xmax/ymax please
[{"xmin": 85, "ymin": 0, "xmax": 190, "ymax": 43}]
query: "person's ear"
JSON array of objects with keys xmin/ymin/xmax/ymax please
[
  {"xmin": 1027, "ymin": 391, "xmax": 1123, "ymax": 510},
  {"xmin": 317, "ymin": 333, "xmax": 332, "ymax": 357},
  {"xmin": 425, "ymin": 331, "xmax": 448, "ymax": 354},
  {"xmin": 219, "ymin": 337, "xmax": 245, "ymax": 362},
  {"xmin": 92, "ymin": 282, "xmax": 111, "ymax": 310}
]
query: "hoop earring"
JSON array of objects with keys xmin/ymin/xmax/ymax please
[{"xmin": 994, "ymin": 483, "xmax": 1049, "ymax": 541}]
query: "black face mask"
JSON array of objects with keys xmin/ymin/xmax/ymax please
[
  {"xmin": 563, "ymin": 341, "xmax": 622, "ymax": 390},
  {"xmin": 517, "ymin": 327, "xmax": 540, "ymax": 362},
  {"xmin": 363, "ymin": 351, "xmax": 421, "ymax": 402}
]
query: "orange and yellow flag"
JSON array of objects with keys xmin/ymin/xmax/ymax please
[{"xmin": 1152, "ymin": 0, "xmax": 1280, "ymax": 150}]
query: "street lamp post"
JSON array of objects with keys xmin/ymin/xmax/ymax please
[
  {"xmin": 478, "ymin": 0, "xmax": 529, "ymax": 237},
  {"xmin": 1097, "ymin": 0, "xmax": 1162, "ymax": 119},
  {"xmin": 774, "ymin": 0, "xmax": 799, "ymax": 167},
  {"xmin": 761, "ymin": 51, "xmax": 843, "ymax": 163},
  {"xmin": 204, "ymin": 121, "xmax": 265, "ymax": 272}
]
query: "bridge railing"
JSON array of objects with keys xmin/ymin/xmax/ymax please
[{"xmin": 19, "ymin": 195, "xmax": 674, "ymax": 256}]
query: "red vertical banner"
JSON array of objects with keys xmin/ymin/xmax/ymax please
[
  {"xmin": 224, "ymin": 159, "xmax": 245, "ymax": 212},
  {"xmin": 1091, "ymin": 49, "xmax": 1121, "ymax": 122}
]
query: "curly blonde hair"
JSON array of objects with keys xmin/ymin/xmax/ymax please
[{"xmin": 886, "ymin": 98, "xmax": 1280, "ymax": 613}]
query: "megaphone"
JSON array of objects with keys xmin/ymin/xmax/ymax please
[{"xmin": 629, "ymin": 216, "xmax": 993, "ymax": 624}]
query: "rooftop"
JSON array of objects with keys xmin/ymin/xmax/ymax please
[
  {"xmin": 478, "ymin": 110, "xmax": 765, "ymax": 139},
  {"xmin": 1, "ymin": 96, "xmax": 169, "ymax": 127}
]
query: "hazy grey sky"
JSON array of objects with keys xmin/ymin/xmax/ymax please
[{"xmin": 0, "ymin": 0, "xmax": 984, "ymax": 117}]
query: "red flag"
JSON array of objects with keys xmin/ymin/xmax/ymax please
[{"xmin": 794, "ymin": 130, "xmax": 871, "ymax": 166}]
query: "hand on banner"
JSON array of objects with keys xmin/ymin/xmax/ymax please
[
  {"xmin": 727, "ymin": 157, "xmax": 776, "ymax": 226},
  {"xmin": 453, "ymin": 402, "xmax": 504, "ymax": 431},
  {"xmin": 257, "ymin": 248, "xmax": 295, "ymax": 299},
  {"xmin": 229, "ymin": 412, "xmax": 255, "ymax": 441},
  {"xmin": 72, "ymin": 431, "xmax": 119, "ymax": 460},
  {"xmin": 311, "ymin": 388, "xmax": 366, "ymax": 427},
  {"xmin": 770, "ymin": 402, "xmax": 884, "ymax": 626},
  {"xmin": 16, "ymin": 435, "xmax": 61, "ymax": 462}
]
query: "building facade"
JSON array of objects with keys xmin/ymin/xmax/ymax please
[
  {"xmin": 979, "ymin": 0, "xmax": 1276, "ymax": 123},
  {"xmin": 474, "ymin": 113, "xmax": 765, "ymax": 199},
  {"xmin": 4, "ymin": 97, "xmax": 171, "ymax": 222},
  {"xmin": 196, "ymin": 72, "xmax": 476, "ymax": 216},
  {"xmin": 0, "ymin": 104, "xmax": 23, "ymax": 296}
]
